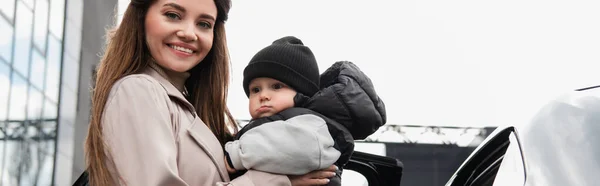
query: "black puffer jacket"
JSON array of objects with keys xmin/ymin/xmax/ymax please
[
  {"xmin": 298, "ymin": 61, "xmax": 387, "ymax": 140},
  {"xmin": 235, "ymin": 61, "xmax": 386, "ymax": 184}
]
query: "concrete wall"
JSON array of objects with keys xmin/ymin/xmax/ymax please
[
  {"xmin": 52, "ymin": 0, "xmax": 118, "ymax": 185},
  {"xmin": 71, "ymin": 0, "xmax": 118, "ymax": 183}
]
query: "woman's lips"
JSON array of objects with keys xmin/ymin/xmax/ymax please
[{"xmin": 166, "ymin": 44, "xmax": 195, "ymax": 58}]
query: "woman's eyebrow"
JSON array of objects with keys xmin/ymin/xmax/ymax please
[
  {"xmin": 163, "ymin": 3, "xmax": 215, "ymax": 21},
  {"xmin": 199, "ymin": 13, "xmax": 215, "ymax": 22},
  {"xmin": 163, "ymin": 3, "xmax": 186, "ymax": 13}
]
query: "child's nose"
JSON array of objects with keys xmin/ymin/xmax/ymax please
[{"xmin": 259, "ymin": 92, "xmax": 270, "ymax": 101}]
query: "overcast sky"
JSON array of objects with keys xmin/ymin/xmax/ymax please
[
  {"xmin": 116, "ymin": 0, "xmax": 600, "ymax": 127},
  {"xmin": 223, "ymin": 0, "xmax": 600, "ymax": 128}
]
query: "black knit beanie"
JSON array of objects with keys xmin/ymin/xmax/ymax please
[{"xmin": 243, "ymin": 36, "xmax": 320, "ymax": 97}]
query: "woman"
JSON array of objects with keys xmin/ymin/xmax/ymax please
[{"xmin": 84, "ymin": 0, "xmax": 336, "ymax": 185}]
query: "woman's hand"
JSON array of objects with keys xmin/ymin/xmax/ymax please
[
  {"xmin": 224, "ymin": 156, "xmax": 237, "ymax": 174},
  {"xmin": 288, "ymin": 165, "xmax": 337, "ymax": 186}
]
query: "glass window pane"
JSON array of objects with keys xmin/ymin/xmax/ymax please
[
  {"xmin": 33, "ymin": 0, "xmax": 49, "ymax": 52},
  {"xmin": 35, "ymin": 149, "xmax": 55, "ymax": 185},
  {"xmin": 19, "ymin": 134, "xmax": 36, "ymax": 185},
  {"xmin": 0, "ymin": 61, "xmax": 9, "ymax": 121},
  {"xmin": 30, "ymin": 50, "xmax": 45, "ymax": 90},
  {"xmin": 23, "ymin": 0, "xmax": 35, "ymax": 10},
  {"xmin": 43, "ymin": 100, "xmax": 56, "ymax": 119},
  {"xmin": 27, "ymin": 86, "xmax": 43, "ymax": 120},
  {"xmin": 0, "ymin": 16, "xmax": 14, "ymax": 62},
  {"xmin": 3, "ymin": 122, "xmax": 23, "ymax": 185},
  {"xmin": 13, "ymin": 2, "xmax": 34, "ymax": 78},
  {"xmin": 45, "ymin": 36, "xmax": 61, "ymax": 102},
  {"xmin": 8, "ymin": 72, "xmax": 27, "ymax": 121},
  {"xmin": 36, "ymin": 120, "xmax": 56, "ymax": 185},
  {"xmin": 0, "ymin": 0, "xmax": 15, "ymax": 21},
  {"xmin": 49, "ymin": 0, "xmax": 65, "ymax": 39},
  {"xmin": 26, "ymin": 122, "xmax": 39, "ymax": 139},
  {"xmin": 19, "ymin": 124, "xmax": 54, "ymax": 185},
  {"xmin": 0, "ymin": 124, "xmax": 55, "ymax": 185},
  {"xmin": 0, "ymin": 121, "xmax": 4, "ymax": 186},
  {"xmin": 3, "ymin": 140, "xmax": 19, "ymax": 185}
]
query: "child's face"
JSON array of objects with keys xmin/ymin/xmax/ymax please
[{"xmin": 248, "ymin": 77, "xmax": 296, "ymax": 119}]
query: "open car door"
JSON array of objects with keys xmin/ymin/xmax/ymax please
[{"xmin": 344, "ymin": 151, "xmax": 404, "ymax": 186}]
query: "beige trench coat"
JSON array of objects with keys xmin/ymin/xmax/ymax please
[{"xmin": 101, "ymin": 67, "xmax": 291, "ymax": 185}]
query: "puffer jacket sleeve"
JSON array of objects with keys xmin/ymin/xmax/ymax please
[
  {"xmin": 298, "ymin": 61, "xmax": 387, "ymax": 140},
  {"xmin": 224, "ymin": 114, "xmax": 340, "ymax": 175}
]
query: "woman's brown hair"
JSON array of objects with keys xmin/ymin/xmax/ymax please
[{"xmin": 84, "ymin": 0, "xmax": 234, "ymax": 185}]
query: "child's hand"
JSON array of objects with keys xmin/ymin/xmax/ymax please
[{"xmin": 224, "ymin": 156, "xmax": 237, "ymax": 174}]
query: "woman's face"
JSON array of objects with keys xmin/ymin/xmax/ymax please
[{"xmin": 145, "ymin": 0, "xmax": 217, "ymax": 72}]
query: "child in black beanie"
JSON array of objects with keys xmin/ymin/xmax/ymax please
[{"xmin": 224, "ymin": 36, "xmax": 386, "ymax": 185}]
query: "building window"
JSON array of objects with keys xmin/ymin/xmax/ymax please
[
  {"xmin": 27, "ymin": 85, "xmax": 43, "ymax": 120},
  {"xmin": 0, "ymin": 15, "xmax": 14, "ymax": 62},
  {"xmin": 0, "ymin": 0, "xmax": 63, "ymax": 185},
  {"xmin": 0, "ymin": 61, "xmax": 10, "ymax": 121},
  {"xmin": 30, "ymin": 50, "xmax": 46, "ymax": 91},
  {"xmin": 8, "ymin": 72, "xmax": 27, "ymax": 121},
  {"xmin": 13, "ymin": 1, "xmax": 33, "ymax": 79},
  {"xmin": 0, "ymin": 0, "xmax": 16, "ymax": 22},
  {"xmin": 45, "ymin": 36, "xmax": 61, "ymax": 103},
  {"xmin": 33, "ymin": 0, "xmax": 49, "ymax": 52},
  {"xmin": 48, "ymin": 0, "xmax": 64, "ymax": 39}
]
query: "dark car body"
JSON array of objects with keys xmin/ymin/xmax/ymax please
[{"xmin": 445, "ymin": 86, "xmax": 600, "ymax": 186}]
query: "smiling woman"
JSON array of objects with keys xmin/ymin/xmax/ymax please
[{"xmin": 84, "ymin": 0, "xmax": 246, "ymax": 185}]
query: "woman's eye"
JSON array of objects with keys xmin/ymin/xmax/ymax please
[
  {"xmin": 165, "ymin": 12, "xmax": 181, "ymax": 20},
  {"xmin": 197, "ymin": 21, "xmax": 212, "ymax": 29}
]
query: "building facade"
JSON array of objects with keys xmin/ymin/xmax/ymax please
[{"xmin": 0, "ymin": 0, "xmax": 112, "ymax": 185}]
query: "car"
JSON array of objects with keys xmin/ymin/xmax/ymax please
[
  {"xmin": 445, "ymin": 85, "xmax": 600, "ymax": 186},
  {"xmin": 73, "ymin": 151, "xmax": 404, "ymax": 186}
]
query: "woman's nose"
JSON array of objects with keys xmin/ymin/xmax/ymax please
[{"xmin": 176, "ymin": 23, "xmax": 197, "ymax": 41}]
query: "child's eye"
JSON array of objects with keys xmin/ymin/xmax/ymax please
[
  {"xmin": 164, "ymin": 12, "xmax": 181, "ymax": 20},
  {"xmin": 272, "ymin": 83, "xmax": 285, "ymax": 90},
  {"xmin": 250, "ymin": 87, "xmax": 260, "ymax": 93}
]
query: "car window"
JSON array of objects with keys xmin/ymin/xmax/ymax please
[
  {"xmin": 492, "ymin": 132, "xmax": 525, "ymax": 186},
  {"xmin": 448, "ymin": 129, "xmax": 526, "ymax": 186},
  {"xmin": 342, "ymin": 170, "xmax": 369, "ymax": 186}
]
